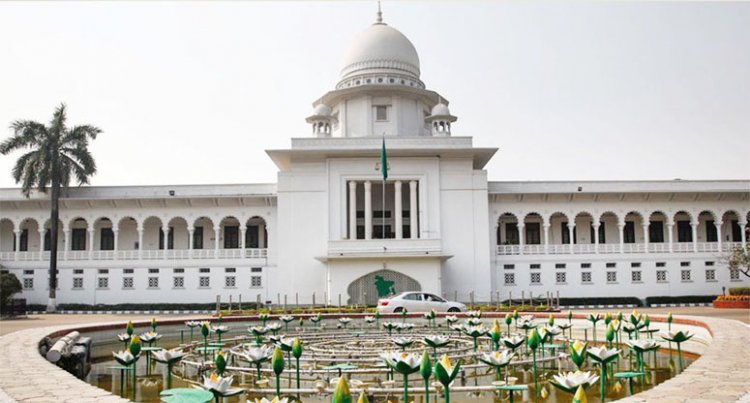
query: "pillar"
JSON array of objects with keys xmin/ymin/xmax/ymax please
[
  {"xmin": 88, "ymin": 229, "xmax": 95, "ymax": 260},
  {"xmin": 409, "ymin": 180, "xmax": 419, "ymax": 239},
  {"xmin": 741, "ymin": 221, "xmax": 748, "ymax": 245},
  {"xmin": 567, "ymin": 223, "xmax": 575, "ymax": 254},
  {"xmin": 394, "ymin": 180, "xmax": 403, "ymax": 239},
  {"xmin": 364, "ymin": 181, "xmax": 372, "ymax": 240},
  {"xmin": 543, "ymin": 223, "xmax": 550, "ymax": 254},
  {"xmin": 65, "ymin": 229, "xmax": 71, "ymax": 259},
  {"xmin": 667, "ymin": 220, "xmax": 674, "ymax": 253},
  {"xmin": 348, "ymin": 181, "xmax": 357, "ymax": 240},
  {"xmin": 137, "ymin": 227, "xmax": 144, "ymax": 258},
  {"xmin": 188, "ymin": 227, "xmax": 194, "ymax": 250},
  {"xmin": 214, "ymin": 226, "xmax": 221, "ymax": 252},
  {"xmin": 618, "ymin": 222, "xmax": 625, "ymax": 254},
  {"xmin": 240, "ymin": 226, "xmax": 247, "ymax": 249},
  {"xmin": 13, "ymin": 230, "xmax": 21, "ymax": 261},
  {"xmin": 593, "ymin": 223, "xmax": 600, "ymax": 254},
  {"xmin": 715, "ymin": 221, "xmax": 723, "ymax": 251},
  {"xmin": 162, "ymin": 226, "xmax": 170, "ymax": 258},
  {"xmin": 38, "ymin": 229, "xmax": 45, "ymax": 258},
  {"xmin": 113, "ymin": 229, "xmax": 119, "ymax": 252},
  {"xmin": 642, "ymin": 223, "xmax": 650, "ymax": 253},
  {"xmin": 691, "ymin": 222, "xmax": 698, "ymax": 252},
  {"xmin": 517, "ymin": 223, "xmax": 525, "ymax": 255}
]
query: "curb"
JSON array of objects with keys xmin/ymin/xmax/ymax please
[{"xmin": 26, "ymin": 310, "xmax": 214, "ymax": 315}]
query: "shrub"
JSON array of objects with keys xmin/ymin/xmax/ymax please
[
  {"xmin": 558, "ymin": 297, "xmax": 643, "ymax": 307},
  {"xmin": 0, "ymin": 273, "xmax": 22, "ymax": 310},
  {"xmin": 645, "ymin": 295, "xmax": 717, "ymax": 305},
  {"xmin": 729, "ymin": 287, "xmax": 750, "ymax": 296}
]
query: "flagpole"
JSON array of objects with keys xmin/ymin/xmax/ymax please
[{"xmin": 382, "ymin": 133, "xmax": 386, "ymax": 240}]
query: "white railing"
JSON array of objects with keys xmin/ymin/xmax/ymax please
[
  {"xmin": 0, "ymin": 248, "xmax": 268, "ymax": 262},
  {"xmin": 496, "ymin": 241, "xmax": 742, "ymax": 255}
]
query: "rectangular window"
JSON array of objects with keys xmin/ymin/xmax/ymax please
[
  {"xmin": 98, "ymin": 269, "xmax": 109, "ymax": 274},
  {"xmin": 246, "ymin": 225, "xmax": 259, "ymax": 248},
  {"xmin": 606, "ymin": 271, "xmax": 617, "ymax": 283},
  {"xmin": 100, "ymin": 228, "xmax": 115, "ymax": 250},
  {"xmin": 705, "ymin": 261, "xmax": 714, "ymax": 267},
  {"xmin": 158, "ymin": 227, "xmax": 174, "ymax": 250},
  {"xmin": 555, "ymin": 263, "xmax": 566, "ymax": 269},
  {"xmin": 71, "ymin": 228, "xmax": 87, "ymax": 251},
  {"xmin": 598, "ymin": 222, "xmax": 606, "ymax": 244},
  {"xmin": 705, "ymin": 269, "xmax": 716, "ymax": 281},
  {"xmin": 624, "ymin": 221, "xmax": 635, "ymax": 243},
  {"xmin": 19, "ymin": 229, "xmax": 28, "ymax": 251},
  {"xmin": 225, "ymin": 268, "xmax": 236, "ymax": 273},
  {"xmin": 251, "ymin": 276, "xmax": 262, "ymax": 288},
  {"xmin": 149, "ymin": 268, "xmax": 160, "ymax": 273},
  {"xmin": 375, "ymin": 105, "xmax": 388, "ymax": 121},
  {"xmin": 681, "ymin": 270, "xmax": 691, "ymax": 282},
  {"xmin": 173, "ymin": 276, "xmax": 184, "ymax": 288},
  {"xmin": 581, "ymin": 272, "xmax": 592, "ymax": 283},
  {"xmin": 23, "ymin": 278, "xmax": 33, "ymax": 289},
  {"xmin": 225, "ymin": 276, "xmax": 236, "ymax": 287},
  {"xmin": 656, "ymin": 262, "xmax": 666, "ymax": 268},
  {"xmin": 731, "ymin": 220, "xmax": 742, "ymax": 242},
  {"xmin": 23, "ymin": 269, "xmax": 34, "ymax": 275},
  {"xmin": 97, "ymin": 277, "xmax": 108, "ymax": 289},
  {"xmin": 148, "ymin": 277, "xmax": 159, "ymax": 288},
  {"xmin": 44, "ymin": 229, "xmax": 51, "ymax": 251},
  {"xmin": 530, "ymin": 264, "xmax": 541, "ymax": 269},
  {"xmin": 680, "ymin": 261, "xmax": 690, "ymax": 267},
  {"xmin": 555, "ymin": 272, "xmax": 566, "ymax": 284},
  {"xmin": 530, "ymin": 273, "xmax": 541, "ymax": 284},
  {"xmin": 526, "ymin": 223, "xmax": 541, "ymax": 244},
  {"xmin": 224, "ymin": 226, "xmax": 239, "ymax": 249},
  {"xmin": 632, "ymin": 271, "xmax": 642, "ymax": 282},
  {"xmin": 123, "ymin": 268, "xmax": 134, "ymax": 274},
  {"xmin": 251, "ymin": 267, "xmax": 262, "ymax": 273},
  {"xmin": 677, "ymin": 221, "xmax": 692, "ymax": 242},
  {"xmin": 123, "ymin": 277, "xmax": 134, "ymax": 289},
  {"xmin": 705, "ymin": 220, "xmax": 717, "ymax": 242},
  {"xmin": 199, "ymin": 268, "xmax": 210, "ymax": 273},
  {"xmin": 504, "ymin": 223, "xmax": 519, "ymax": 245},
  {"xmin": 193, "ymin": 226, "xmax": 204, "ymax": 249},
  {"xmin": 199, "ymin": 277, "xmax": 210, "ymax": 287},
  {"xmin": 606, "ymin": 262, "xmax": 616, "ymax": 268},
  {"xmin": 503, "ymin": 264, "xmax": 515, "ymax": 269},
  {"xmin": 504, "ymin": 273, "xmax": 515, "ymax": 285},
  {"xmin": 631, "ymin": 262, "xmax": 641, "ymax": 268},
  {"xmin": 649, "ymin": 221, "xmax": 664, "ymax": 243},
  {"xmin": 730, "ymin": 269, "xmax": 740, "ymax": 280},
  {"xmin": 173, "ymin": 268, "xmax": 185, "ymax": 273},
  {"xmin": 561, "ymin": 222, "xmax": 570, "ymax": 244},
  {"xmin": 656, "ymin": 270, "xmax": 667, "ymax": 282},
  {"xmin": 73, "ymin": 278, "xmax": 83, "ymax": 289},
  {"xmin": 581, "ymin": 263, "xmax": 591, "ymax": 269}
]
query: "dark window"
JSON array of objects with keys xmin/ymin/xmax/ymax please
[
  {"xmin": 598, "ymin": 222, "xmax": 606, "ymax": 244},
  {"xmin": 731, "ymin": 220, "xmax": 742, "ymax": 241},
  {"xmin": 159, "ymin": 227, "xmax": 174, "ymax": 250},
  {"xmin": 71, "ymin": 228, "xmax": 87, "ymax": 250},
  {"xmin": 526, "ymin": 223, "xmax": 541, "ymax": 244},
  {"xmin": 656, "ymin": 262, "xmax": 666, "ymax": 268},
  {"xmin": 555, "ymin": 263, "xmax": 566, "ymax": 269},
  {"xmin": 44, "ymin": 230, "xmax": 51, "ymax": 251},
  {"xmin": 224, "ymin": 226, "xmax": 239, "ymax": 249},
  {"xmin": 100, "ymin": 228, "xmax": 114, "ymax": 250},
  {"xmin": 193, "ymin": 226, "xmax": 204, "ymax": 249},
  {"xmin": 705, "ymin": 220, "xmax": 717, "ymax": 242},
  {"xmin": 376, "ymin": 105, "xmax": 388, "ymax": 121},
  {"xmin": 606, "ymin": 262, "xmax": 616, "ymax": 268},
  {"xmin": 402, "ymin": 225, "xmax": 411, "ymax": 238},
  {"xmin": 677, "ymin": 221, "xmax": 692, "ymax": 242},
  {"xmin": 649, "ymin": 221, "xmax": 664, "ymax": 243},
  {"xmin": 19, "ymin": 229, "xmax": 28, "ymax": 251},
  {"xmin": 530, "ymin": 263, "xmax": 541, "ymax": 269},
  {"xmin": 561, "ymin": 222, "xmax": 570, "ymax": 244},
  {"xmin": 246, "ymin": 225, "xmax": 259, "ymax": 248},
  {"xmin": 680, "ymin": 261, "xmax": 690, "ymax": 267},
  {"xmin": 503, "ymin": 264, "xmax": 515, "ymax": 269},
  {"xmin": 631, "ymin": 262, "xmax": 641, "ymax": 268},
  {"xmin": 372, "ymin": 225, "xmax": 392, "ymax": 239},
  {"xmin": 504, "ymin": 223, "xmax": 519, "ymax": 245},
  {"xmin": 624, "ymin": 221, "xmax": 635, "ymax": 243},
  {"xmin": 581, "ymin": 263, "xmax": 591, "ymax": 268}
]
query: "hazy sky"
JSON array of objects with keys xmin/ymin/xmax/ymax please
[{"xmin": 1, "ymin": 1, "xmax": 748, "ymax": 189}]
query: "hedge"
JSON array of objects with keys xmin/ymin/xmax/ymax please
[
  {"xmin": 729, "ymin": 287, "xmax": 750, "ymax": 296},
  {"xmin": 25, "ymin": 302, "xmax": 260, "ymax": 312},
  {"xmin": 645, "ymin": 295, "xmax": 717, "ymax": 305},
  {"xmin": 558, "ymin": 297, "xmax": 643, "ymax": 307}
]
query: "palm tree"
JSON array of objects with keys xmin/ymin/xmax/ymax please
[{"xmin": 0, "ymin": 104, "xmax": 101, "ymax": 312}]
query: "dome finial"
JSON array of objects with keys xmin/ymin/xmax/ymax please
[{"xmin": 375, "ymin": 1, "xmax": 383, "ymax": 24}]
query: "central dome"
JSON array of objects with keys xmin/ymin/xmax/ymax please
[{"xmin": 339, "ymin": 22, "xmax": 421, "ymax": 83}]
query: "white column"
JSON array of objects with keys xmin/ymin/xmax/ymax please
[
  {"xmin": 517, "ymin": 223, "xmax": 525, "ymax": 255},
  {"xmin": 543, "ymin": 223, "xmax": 550, "ymax": 254},
  {"xmin": 162, "ymin": 225, "xmax": 170, "ymax": 259},
  {"xmin": 188, "ymin": 227, "xmax": 194, "ymax": 250},
  {"xmin": 618, "ymin": 223, "xmax": 625, "ymax": 254},
  {"xmin": 667, "ymin": 220, "xmax": 674, "ymax": 253},
  {"xmin": 691, "ymin": 222, "xmax": 698, "ymax": 252},
  {"xmin": 113, "ymin": 229, "xmax": 119, "ymax": 252},
  {"xmin": 715, "ymin": 221, "xmax": 723, "ymax": 251},
  {"xmin": 740, "ymin": 221, "xmax": 748, "ymax": 245},
  {"xmin": 137, "ymin": 227, "xmax": 144, "ymax": 258},
  {"xmin": 567, "ymin": 223, "xmax": 575, "ymax": 254},
  {"xmin": 240, "ymin": 226, "xmax": 247, "ymax": 249},
  {"xmin": 642, "ymin": 223, "xmax": 650, "ymax": 253},
  {"xmin": 394, "ymin": 180, "xmax": 403, "ymax": 239},
  {"xmin": 64, "ymin": 229, "xmax": 71, "ymax": 259},
  {"xmin": 214, "ymin": 226, "xmax": 221, "ymax": 252},
  {"xmin": 88, "ymin": 229, "xmax": 95, "ymax": 260},
  {"xmin": 348, "ymin": 181, "xmax": 357, "ymax": 240},
  {"xmin": 409, "ymin": 180, "xmax": 418, "ymax": 239},
  {"xmin": 38, "ymin": 229, "xmax": 45, "ymax": 254},
  {"xmin": 364, "ymin": 181, "xmax": 372, "ymax": 240},
  {"xmin": 14, "ymin": 230, "xmax": 21, "ymax": 261},
  {"xmin": 593, "ymin": 223, "xmax": 600, "ymax": 254}
]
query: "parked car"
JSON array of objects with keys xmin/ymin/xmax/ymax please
[{"xmin": 376, "ymin": 292, "xmax": 466, "ymax": 313}]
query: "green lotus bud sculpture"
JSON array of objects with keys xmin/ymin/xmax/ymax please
[
  {"xmin": 587, "ymin": 313, "xmax": 602, "ymax": 343},
  {"xmin": 488, "ymin": 319, "xmax": 502, "ymax": 351},
  {"xmin": 126, "ymin": 320, "xmax": 134, "ymax": 336},
  {"xmin": 434, "ymin": 354, "xmax": 461, "ymax": 403},
  {"xmin": 272, "ymin": 346, "xmax": 285, "ymax": 397},
  {"xmin": 504, "ymin": 313, "xmax": 513, "ymax": 335},
  {"xmin": 292, "ymin": 337, "xmax": 303, "ymax": 391},
  {"xmin": 420, "ymin": 350, "xmax": 433, "ymax": 403},
  {"xmin": 332, "ymin": 376, "xmax": 352, "ymax": 403},
  {"xmin": 527, "ymin": 328, "xmax": 541, "ymax": 393},
  {"xmin": 569, "ymin": 340, "xmax": 588, "ymax": 370},
  {"xmin": 150, "ymin": 317, "xmax": 157, "ymax": 332},
  {"xmin": 215, "ymin": 350, "xmax": 227, "ymax": 375},
  {"xmin": 548, "ymin": 314, "xmax": 555, "ymax": 326}
]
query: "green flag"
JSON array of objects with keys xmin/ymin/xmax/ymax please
[{"xmin": 380, "ymin": 136, "xmax": 388, "ymax": 180}]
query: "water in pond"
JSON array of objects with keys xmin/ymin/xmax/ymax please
[{"xmin": 84, "ymin": 318, "xmax": 696, "ymax": 402}]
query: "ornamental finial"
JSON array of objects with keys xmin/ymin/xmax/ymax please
[{"xmin": 376, "ymin": 1, "xmax": 383, "ymax": 24}]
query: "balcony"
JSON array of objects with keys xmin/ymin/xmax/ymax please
[
  {"xmin": 321, "ymin": 238, "xmax": 449, "ymax": 261},
  {"xmin": 0, "ymin": 248, "xmax": 268, "ymax": 262},
  {"xmin": 496, "ymin": 242, "xmax": 743, "ymax": 256}
]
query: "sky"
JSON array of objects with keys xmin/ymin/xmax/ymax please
[{"xmin": 0, "ymin": 1, "xmax": 748, "ymax": 188}]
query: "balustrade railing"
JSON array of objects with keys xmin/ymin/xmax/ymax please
[
  {"xmin": 0, "ymin": 248, "xmax": 268, "ymax": 262},
  {"xmin": 496, "ymin": 241, "xmax": 743, "ymax": 255}
]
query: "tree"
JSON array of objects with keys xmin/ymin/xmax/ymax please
[
  {"xmin": 0, "ymin": 272, "xmax": 23, "ymax": 312},
  {"xmin": 727, "ymin": 242, "xmax": 750, "ymax": 279},
  {"xmin": 0, "ymin": 104, "xmax": 101, "ymax": 312}
]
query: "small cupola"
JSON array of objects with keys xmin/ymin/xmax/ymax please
[
  {"xmin": 425, "ymin": 102, "xmax": 457, "ymax": 136},
  {"xmin": 305, "ymin": 104, "xmax": 335, "ymax": 137}
]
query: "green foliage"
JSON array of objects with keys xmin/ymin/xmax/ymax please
[
  {"xmin": 559, "ymin": 296, "xmax": 643, "ymax": 307},
  {"xmin": 727, "ymin": 243, "xmax": 750, "ymax": 278},
  {"xmin": 646, "ymin": 295, "xmax": 717, "ymax": 305},
  {"xmin": 729, "ymin": 287, "xmax": 750, "ymax": 296},
  {"xmin": 0, "ymin": 273, "xmax": 22, "ymax": 310}
]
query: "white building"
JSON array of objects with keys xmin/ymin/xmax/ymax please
[{"xmin": 1, "ymin": 13, "xmax": 748, "ymax": 307}]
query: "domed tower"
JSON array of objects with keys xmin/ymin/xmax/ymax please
[
  {"xmin": 425, "ymin": 102, "xmax": 457, "ymax": 136},
  {"xmin": 308, "ymin": 8, "xmax": 455, "ymax": 138}
]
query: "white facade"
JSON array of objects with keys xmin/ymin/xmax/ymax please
[{"xmin": 1, "ymin": 14, "xmax": 748, "ymax": 306}]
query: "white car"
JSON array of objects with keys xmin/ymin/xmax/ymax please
[{"xmin": 376, "ymin": 292, "xmax": 467, "ymax": 313}]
